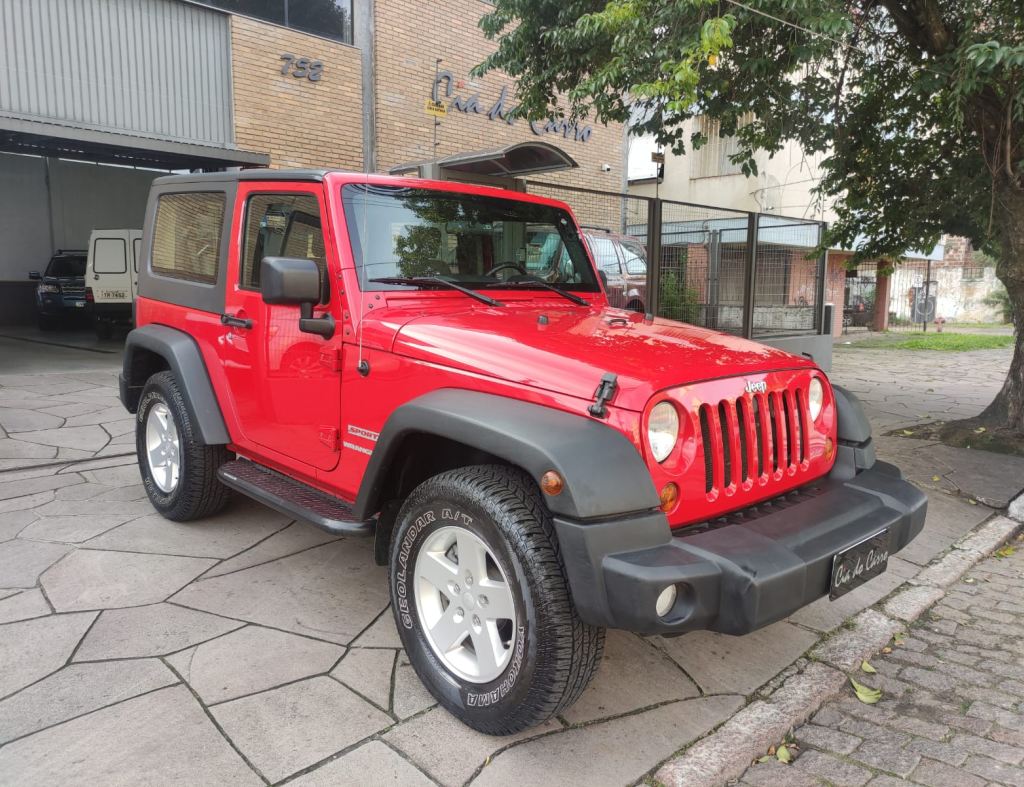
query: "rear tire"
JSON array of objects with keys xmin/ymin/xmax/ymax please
[
  {"xmin": 390, "ymin": 464, "xmax": 604, "ymax": 734},
  {"xmin": 136, "ymin": 371, "xmax": 231, "ymax": 521}
]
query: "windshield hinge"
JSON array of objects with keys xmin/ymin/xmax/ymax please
[
  {"xmin": 588, "ymin": 372, "xmax": 618, "ymax": 419},
  {"xmin": 319, "ymin": 347, "xmax": 343, "ymax": 372}
]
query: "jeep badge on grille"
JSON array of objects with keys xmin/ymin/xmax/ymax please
[{"xmin": 745, "ymin": 380, "xmax": 767, "ymax": 394}]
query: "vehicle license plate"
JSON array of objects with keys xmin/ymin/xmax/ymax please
[{"xmin": 829, "ymin": 529, "xmax": 890, "ymax": 600}]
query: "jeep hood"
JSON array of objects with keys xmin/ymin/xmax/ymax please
[{"xmin": 390, "ymin": 303, "xmax": 817, "ymax": 411}]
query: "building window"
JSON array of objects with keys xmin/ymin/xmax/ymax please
[
  {"xmin": 241, "ymin": 193, "xmax": 326, "ymax": 297},
  {"xmin": 692, "ymin": 115, "xmax": 751, "ymax": 179},
  {"xmin": 200, "ymin": 0, "xmax": 353, "ymax": 44},
  {"xmin": 961, "ymin": 264, "xmax": 985, "ymax": 281},
  {"xmin": 152, "ymin": 192, "xmax": 225, "ymax": 284}
]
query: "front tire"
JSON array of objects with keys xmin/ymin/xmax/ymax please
[
  {"xmin": 136, "ymin": 371, "xmax": 231, "ymax": 521},
  {"xmin": 389, "ymin": 465, "xmax": 604, "ymax": 734}
]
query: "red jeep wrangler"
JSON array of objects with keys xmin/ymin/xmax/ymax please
[{"xmin": 119, "ymin": 170, "xmax": 926, "ymax": 734}]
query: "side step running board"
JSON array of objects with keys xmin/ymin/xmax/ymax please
[{"xmin": 217, "ymin": 459, "xmax": 374, "ymax": 536}]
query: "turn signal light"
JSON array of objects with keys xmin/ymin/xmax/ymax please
[
  {"xmin": 659, "ymin": 482, "xmax": 679, "ymax": 512},
  {"xmin": 824, "ymin": 437, "xmax": 835, "ymax": 461},
  {"xmin": 540, "ymin": 470, "xmax": 564, "ymax": 496}
]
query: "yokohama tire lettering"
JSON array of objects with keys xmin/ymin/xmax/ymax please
[{"xmin": 464, "ymin": 624, "xmax": 526, "ymax": 707}]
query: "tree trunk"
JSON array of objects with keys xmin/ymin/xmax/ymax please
[{"xmin": 979, "ymin": 183, "xmax": 1024, "ymax": 434}]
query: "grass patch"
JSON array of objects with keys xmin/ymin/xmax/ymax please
[{"xmin": 851, "ymin": 332, "xmax": 1015, "ymax": 351}]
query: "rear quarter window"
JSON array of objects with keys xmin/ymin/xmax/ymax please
[
  {"xmin": 151, "ymin": 192, "xmax": 225, "ymax": 284},
  {"xmin": 92, "ymin": 238, "xmax": 127, "ymax": 274}
]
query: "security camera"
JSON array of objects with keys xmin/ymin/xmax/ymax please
[{"xmin": 600, "ymin": 163, "xmax": 612, "ymax": 172}]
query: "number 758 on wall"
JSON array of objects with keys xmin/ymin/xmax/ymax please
[{"xmin": 280, "ymin": 54, "xmax": 323, "ymax": 82}]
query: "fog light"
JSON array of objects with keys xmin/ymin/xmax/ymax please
[
  {"xmin": 659, "ymin": 482, "xmax": 679, "ymax": 512},
  {"xmin": 824, "ymin": 437, "xmax": 835, "ymax": 461},
  {"xmin": 656, "ymin": 585, "xmax": 677, "ymax": 618},
  {"xmin": 540, "ymin": 470, "xmax": 564, "ymax": 496}
]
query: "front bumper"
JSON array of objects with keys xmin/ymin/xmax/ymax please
[{"xmin": 554, "ymin": 459, "xmax": 926, "ymax": 635}]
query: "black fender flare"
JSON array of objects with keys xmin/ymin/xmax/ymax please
[
  {"xmin": 352, "ymin": 389, "xmax": 661, "ymax": 521},
  {"xmin": 832, "ymin": 384, "xmax": 872, "ymax": 444},
  {"xmin": 830, "ymin": 384, "xmax": 875, "ymax": 477},
  {"xmin": 120, "ymin": 324, "xmax": 230, "ymax": 445}
]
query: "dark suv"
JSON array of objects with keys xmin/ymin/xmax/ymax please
[{"xmin": 29, "ymin": 250, "xmax": 88, "ymax": 330}]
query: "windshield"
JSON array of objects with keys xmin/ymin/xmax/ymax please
[
  {"xmin": 45, "ymin": 255, "xmax": 86, "ymax": 278},
  {"xmin": 342, "ymin": 184, "xmax": 600, "ymax": 292}
]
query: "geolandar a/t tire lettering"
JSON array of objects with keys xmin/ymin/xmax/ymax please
[
  {"xmin": 135, "ymin": 370, "xmax": 231, "ymax": 522},
  {"xmin": 389, "ymin": 464, "xmax": 604, "ymax": 735}
]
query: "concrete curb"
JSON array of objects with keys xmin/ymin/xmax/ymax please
[{"xmin": 652, "ymin": 514, "xmax": 1023, "ymax": 787}]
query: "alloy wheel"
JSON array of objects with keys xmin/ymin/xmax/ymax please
[
  {"xmin": 145, "ymin": 402, "xmax": 181, "ymax": 493},
  {"xmin": 413, "ymin": 525, "xmax": 518, "ymax": 683}
]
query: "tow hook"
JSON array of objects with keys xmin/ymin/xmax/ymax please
[{"xmin": 588, "ymin": 372, "xmax": 618, "ymax": 418}]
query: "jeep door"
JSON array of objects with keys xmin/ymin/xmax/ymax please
[{"xmin": 220, "ymin": 183, "xmax": 342, "ymax": 472}]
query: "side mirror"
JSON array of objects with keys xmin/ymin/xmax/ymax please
[
  {"xmin": 261, "ymin": 257, "xmax": 321, "ymax": 305},
  {"xmin": 260, "ymin": 257, "xmax": 335, "ymax": 339},
  {"xmin": 28, "ymin": 271, "xmax": 41, "ymax": 281},
  {"xmin": 598, "ymin": 269, "xmax": 609, "ymax": 289}
]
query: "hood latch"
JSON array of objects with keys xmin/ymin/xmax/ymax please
[{"xmin": 588, "ymin": 372, "xmax": 618, "ymax": 418}]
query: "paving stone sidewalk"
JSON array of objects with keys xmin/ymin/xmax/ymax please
[
  {"xmin": 737, "ymin": 534, "xmax": 1024, "ymax": 787},
  {"xmin": 0, "ymin": 341, "xmax": 1021, "ymax": 786}
]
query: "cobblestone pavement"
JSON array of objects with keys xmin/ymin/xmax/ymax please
[
  {"xmin": 831, "ymin": 343, "xmax": 1011, "ymax": 431},
  {"xmin": 737, "ymin": 536, "xmax": 1024, "ymax": 787},
  {"xmin": 0, "ymin": 340, "xmax": 1018, "ymax": 786}
]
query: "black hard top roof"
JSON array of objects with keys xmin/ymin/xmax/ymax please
[{"xmin": 152, "ymin": 169, "xmax": 331, "ymax": 186}]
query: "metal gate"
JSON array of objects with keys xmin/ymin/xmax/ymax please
[
  {"xmin": 889, "ymin": 260, "xmax": 937, "ymax": 331},
  {"xmin": 527, "ymin": 181, "xmax": 827, "ymax": 341}
]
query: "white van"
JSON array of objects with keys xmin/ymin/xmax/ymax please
[{"xmin": 86, "ymin": 229, "xmax": 142, "ymax": 338}]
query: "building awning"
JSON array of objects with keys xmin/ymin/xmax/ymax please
[
  {"xmin": 0, "ymin": 116, "xmax": 270, "ymax": 170},
  {"xmin": 392, "ymin": 141, "xmax": 578, "ymax": 179}
]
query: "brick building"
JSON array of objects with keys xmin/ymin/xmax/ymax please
[{"xmin": 0, "ymin": 0, "xmax": 625, "ymax": 323}]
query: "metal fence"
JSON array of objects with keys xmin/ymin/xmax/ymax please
[
  {"xmin": 527, "ymin": 181, "xmax": 827, "ymax": 340},
  {"xmin": 843, "ymin": 259, "xmax": 938, "ymax": 333}
]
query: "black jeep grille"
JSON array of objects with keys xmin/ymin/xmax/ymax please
[{"xmin": 698, "ymin": 386, "xmax": 809, "ymax": 494}]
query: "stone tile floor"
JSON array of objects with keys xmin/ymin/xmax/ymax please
[
  {"xmin": 737, "ymin": 537, "xmax": 1024, "ymax": 787},
  {"xmin": 0, "ymin": 340, "xmax": 1018, "ymax": 786}
]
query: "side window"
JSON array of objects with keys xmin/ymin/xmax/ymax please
[
  {"xmin": 92, "ymin": 238, "xmax": 127, "ymax": 274},
  {"xmin": 152, "ymin": 192, "xmax": 225, "ymax": 284},
  {"xmin": 132, "ymin": 238, "xmax": 141, "ymax": 273},
  {"xmin": 589, "ymin": 237, "xmax": 621, "ymax": 275},
  {"xmin": 241, "ymin": 194, "xmax": 326, "ymax": 299}
]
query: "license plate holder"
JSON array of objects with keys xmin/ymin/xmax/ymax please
[{"xmin": 829, "ymin": 529, "xmax": 890, "ymax": 600}]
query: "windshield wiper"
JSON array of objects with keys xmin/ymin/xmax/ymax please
[
  {"xmin": 368, "ymin": 276, "xmax": 503, "ymax": 306},
  {"xmin": 490, "ymin": 276, "xmax": 590, "ymax": 306}
]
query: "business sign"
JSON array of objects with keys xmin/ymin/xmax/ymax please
[
  {"xmin": 424, "ymin": 98, "xmax": 448, "ymax": 117},
  {"xmin": 431, "ymin": 71, "xmax": 593, "ymax": 144}
]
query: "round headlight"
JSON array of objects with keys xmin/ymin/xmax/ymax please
[
  {"xmin": 808, "ymin": 377, "xmax": 824, "ymax": 421},
  {"xmin": 648, "ymin": 402, "xmax": 679, "ymax": 463}
]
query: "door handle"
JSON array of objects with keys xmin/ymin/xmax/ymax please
[{"xmin": 220, "ymin": 313, "xmax": 253, "ymax": 329}]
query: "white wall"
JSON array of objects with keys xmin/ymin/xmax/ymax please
[
  {"xmin": 0, "ymin": 153, "xmax": 160, "ymax": 324},
  {"xmin": 0, "ymin": 153, "xmax": 51, "ymax": 280},
  {"xmin": 627, "ymin": 122, "xmax": 836, "ymax": 222},
  {"xmin": 0, "ymin": 153, "xmax": 157, "ymax": 280}
]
